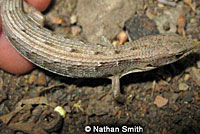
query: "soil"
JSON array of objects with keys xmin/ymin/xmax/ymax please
[{"xmin": 0, "ymin": 0, "xmax": 200, "ymax": 134}]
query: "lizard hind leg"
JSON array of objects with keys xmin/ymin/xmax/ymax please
[
  {"xmin": 110, "ymin": 75, "xmax": 125, "ymax": 103},
  {"xmin": 23, "ymin": 1, "xmax": 45, "ymax": 26}
]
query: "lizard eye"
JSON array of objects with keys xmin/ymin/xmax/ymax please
[{"xmin": 175, "ymin": 52, "xmax": 184, "ymax": 59}]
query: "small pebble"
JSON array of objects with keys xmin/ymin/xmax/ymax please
[
  {"xmin": 117, "ymin": 31, "xmax": 128, "ymax": 46},
  {"xmin": 71, "ymin": 26, "xmax": 81, "ymax": 36},
  {"xmin": 178, "ymin": 82, "xmax": 189, "ymax": 91},
  {"xmin": 166, "ymin": 76, "xmax": 171, "ymax": 82},
  {"xmin": 64, "ymin": 106, "xmax": 71, "ymax": 113},
  {"xmin": 169, "ymin": 93, "xmax": 179, "ymax": 104},
  {"xmin": 36, "ymin": 72, "xmax": 47, "ymax": 86},
  {"xmin": 28, "ymin": 70, "xmax": 38, "ymax": 85},
  {"xmin": 163, "ymin": 22, "xmax": 170, "ymax": 31},
  {"xmin": 158, "ymin": 0, "xmax": 176, "ymax": 6},
  {"xmin": 146, "ymin": 11, "xmax": 154, "ymax": 19},
  {"xmin": 0, "ymin": 77, "xmax": 3, "ymax": 91},
  {"xmin": 196, "ymin": 61, "xmax": 200, "ymax": 69},
  {"xmin": 52, "ymin": 17, "xmax": 63, "ymax": 25},
  {"xmin": 182, "ymin": 92, "xmax": 193, "ymax": 103},
  {"xmin": 158, "ymin": 3, "xmax": 165, "ymax": 8},
  {"xmin": 112, "ymin": 40, "xmax": 119, "ymax": 47},
  {"xmin": 154, "ymin": 95, "xmax": 168, "ymax": 108},
  {"xmin": 190, "ymin": 18, "xmax": 197, "ymax": 24},
  {"xmin": 70, "ymin": 15, "xmax": 78, "ymax": 24},
  {"xmin": 184, "ymin": 74, "xmax": 190, "ymax": 81},
  {"xmin": 190, "ymin": 67, "xmax": 200, "ymax": 86}
]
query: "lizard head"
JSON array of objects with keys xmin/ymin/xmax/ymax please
[
  {"xmin": 155, "ymin": 35, "xmax": 199, "ymax": 66},
  {"xmin": 119, "ymin": 34, "xmax": 199, "ymax": 77}
]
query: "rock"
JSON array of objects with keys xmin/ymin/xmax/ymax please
[
  {"xmin": 184, "ymin": 74, "xmax": 190, "ymax": 81},
  {"xmin": 153, "ymin": 3, "xmax": 183, "ymax": 33},
  {"xmin": 71, "ymin": 26, "xmax": 81, "ymax": 36},
  {"xmin": 0, "ymin": 77, "xmax": 3, "ymax": 91},
  {"xmin": 178, "ymin": 82, "xmax": 189, "ymax": 91},
  {"xmin": 76, "ymin": 0, "xmax": 140, "ymax": 43},
  {"xmin": 28, "ymin": 70, "xmax": 38, "ymax": 85},
  {"xmin": 182, "ymin": 92, "xmax": 193, "ymax": 103},
  {"xmin": 169, "ymin": 93, "xmax": 179, "ymax": 104},
  {"xmin": 190, "ymin": 67, "xmax": 200, "ymax": 86},
  {"xmin": 154, "ymin": 95, "xmax": 168, "ymax": 108},
  {"xmin": 36, "ymin": 72, "xmax": 47, "ymax": 86},
  {"xmin": 124, "ymin": 14, "xmax": 159, "ymax": 41},
  {"xmin": 70, "ymin": 15, "xmax": 78, "ymax": 24},
  {"xmin": 196, "ymin": 61, "xmax": 200, "ymax": 69}
]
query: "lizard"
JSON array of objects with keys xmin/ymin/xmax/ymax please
[{"xmin": 1, "ymin": 0, "xmax": 199, "ymax": 100}]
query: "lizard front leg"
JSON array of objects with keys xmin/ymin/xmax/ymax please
[{"xmin": 110, "ymin": 75, "xmax": 125, "ymax": 103}]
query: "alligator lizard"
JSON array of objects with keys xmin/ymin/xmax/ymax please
[{"xmin": 1, "ymin": 0, "xmax": 199, "ymax": 99}]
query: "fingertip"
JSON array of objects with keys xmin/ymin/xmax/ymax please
[
  {"xmin": 25, "ymin": 0, "xmax": 51, "ymax": 11},
  {"xmin": 0, "ymin": 34, "xmax": 35, "ymax": 74},
  {"xmin": 0, "ymin": 0, "xmax": 49, "ymax": 74},
  {"xmin": 0, "ymin": 10, "xmax": 2, "ymax": 33}
]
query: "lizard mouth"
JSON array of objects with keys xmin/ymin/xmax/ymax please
[
  {"xmin": 156, "ymin": 47, "xmax": 195, "ymax": 67},
  {"xmin": 175, "ymin": 47, "xmax": 196, "ymax": 60},
  {"xmin": 175, "ymin": 51, "xmax": 188, "ymax": 59}
]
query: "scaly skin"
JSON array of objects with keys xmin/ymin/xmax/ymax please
[{"xmin": 1, "ymin": 0, "xmax": 199, "ymax": 99}]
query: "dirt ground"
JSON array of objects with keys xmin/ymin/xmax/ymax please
[{"xmin": 0, "ymin": 0, "xmax": 200, "ymax": 134}]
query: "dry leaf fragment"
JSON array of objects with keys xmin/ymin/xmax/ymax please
[{"xmin": 177, "ymin": 12, "xmax": 186, "ymax": 37}]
